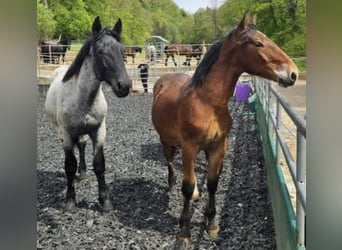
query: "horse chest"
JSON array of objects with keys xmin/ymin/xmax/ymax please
[
  {"xmin": 202, "ymin": 118, "xmax": 227, "ymax": 144},
  {"xmin": 59, "ymin": 108, "xmax": 104, "ymax": 135}
]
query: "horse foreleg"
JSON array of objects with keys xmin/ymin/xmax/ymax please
[
  {"xmin": 178, "ymin": 143, "xmax": 199, "ymax": 243},
  {"xmin": 161, "ymin": 140, "xmax": 177, "ymax": 193},
  {"xmin": 62, "ymin": 136, "xmax": 78, "ymax": 212},
  {"xmin": 205, "ymin": 138, "xmax": 227, "ymax": 239},
  {"xmin": 90, "ymin": 121, "xmax": 112, "ymax": 212},
  {"xmin": 76, "ymin": 136, "xmax": 87, "ymax": 181}
]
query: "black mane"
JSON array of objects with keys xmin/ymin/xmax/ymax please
[
  {"xmin": 189, "ymin": 39, "xmax": 224, "ymax": 88},
  {"xmin": 62, "ymin": 28, "xmax": 120, "ymax": 82},
  {"xmin": 189, "ymin": 24, "xmax": 257, "ymax": 88}
]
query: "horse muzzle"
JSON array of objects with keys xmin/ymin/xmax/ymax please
[
  {"xmin": 278, "ymin": 71, "xmax": 297, "ymax": 88},
  {"xmin": 112, "ymin": 79, "xmax": 132, "ymax": 97}
]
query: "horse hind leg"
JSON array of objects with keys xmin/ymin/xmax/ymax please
[
  {"xmin": 76, "ymin": 135, "xmax": 87, "ymax": 181},
  {"xmin": 161, "ymin": 140, "xmax": 177, "ymax": 193},
  {"xmin": 90, "ymin": 121, "xmax": 112, "ymax": 212}
]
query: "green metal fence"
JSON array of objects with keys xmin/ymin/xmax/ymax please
[{"xmin": 251, "ymin": 76, "xmax": 306, "ymax": 250}]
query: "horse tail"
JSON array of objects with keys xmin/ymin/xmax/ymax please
[{"xmin": 164, "ymin": 45, "xmax": 168, "ymax": 54}]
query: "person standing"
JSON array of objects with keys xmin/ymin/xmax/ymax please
[{"xmin": 137, "ymin": 63, "xmax": 149, "ymax": 93}]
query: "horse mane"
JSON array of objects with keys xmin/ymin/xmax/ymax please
[
  {"xmin": 188, "ymin": 38, "xmax": 224, "ymax": 88},
  {"xmin": 189, "ymin": 24, "xmax": 256, "ymax": 88},
  {"xmin": 62, "ymin": 28, "xmax": 120, "ymax": 82},
  {"xmin": 62, "ymin": 36, "xmax": 92, "ymax": 82}
]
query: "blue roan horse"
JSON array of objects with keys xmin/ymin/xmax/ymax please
[{"xmin": 44, "ymin": 16, "xmax": 132, "ymax": 212}]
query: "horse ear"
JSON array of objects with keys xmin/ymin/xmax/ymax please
[
  {"xmin": 252, "ymin": 13, "xmax": 257, "ymax": 25},
  {"xmin": 92, "ymin": 16, "xmax": 102, "ymax": 34},
  {"xmin": 113, "ymin": 18, "xmax": 122, "ymax": 35},
  {"xmin": 237, "ymin": 10, "xmax": 250, "ymax": 32}
]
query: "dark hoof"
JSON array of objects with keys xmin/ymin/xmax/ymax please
[
  {"xmin": 77, "ymin": 171, "xmax": 87, "ymax": 181},
  {"xmin": 177, "ymin": 235, "xmax": 192, "ymax": 245},
  {"xmin": 169, "ymin": 186, "xmax": 177, "ymax": 195},
  {"xmin": 64, "ymin": 200, "xmax": 77, "ymax": 214},
  {"xmin": 177, "ymin": 230, "xmax": 192, "ymax": 244},
  {"xmin": 101, "ymin": 199, "xmax": 113, "ymax": 213},
  {"xmin": 208, "ymin": 221, "xmax": 220, "ymax": 239}
]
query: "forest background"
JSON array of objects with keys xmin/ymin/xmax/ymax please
[{"xmin": 37, "ymin": 0, "xmax": 306, "ymax": 57}]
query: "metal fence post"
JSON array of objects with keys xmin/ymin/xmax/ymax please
[
  {"xmin": 296, "ymin": 131, "xmax": 306, "ymax": 246},
  {"xmin": 275, "ymin": 100, "xmax": 281, "ymax": 165}
]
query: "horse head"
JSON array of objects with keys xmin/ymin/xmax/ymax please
[
  {"xmin": 225, "ymin": 11, "xmax": 298, "ymax": 87},
  {"xmin": 91, "ymin": 16, "xmax": 132, "ymax": 97}
]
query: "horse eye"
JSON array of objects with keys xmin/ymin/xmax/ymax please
[
  {"xmin": 98, "ymin": 49, "xmax": 104, "ymax": 55},
  {"xmin": 254, "ymin": 41, "xmax": 263, "ymax": 47}
]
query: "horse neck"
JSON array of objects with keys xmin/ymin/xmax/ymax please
[
  {"xmin": 75, "ymin": 56, "xmax": 102, "ymax": 106},
  {"xmin": 197, "ymin": 49, "xmax": 243, "ymax": 107}
]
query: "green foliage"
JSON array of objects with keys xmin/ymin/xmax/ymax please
[
  {"xmin": 37, "ymin": 0, "xmax": 56, "ymax": 40},
  {"xmin": 51, "ymin": 0, "xmax": 91, "ymax": 39},
  {"xmin": 293, "ymin": 58, "xmax": 306, "ymax": 73},
  {"xmin": 37, "ymin": 0, "xmax": 306, "ymax": 57}
]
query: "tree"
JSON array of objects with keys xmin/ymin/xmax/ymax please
[
  {"xmin": 37, "ymin": 0, "xmax": 56, "ymax": 40},
  {"xmin": 36, "ymin": 0, "xmax": 305, "ymax": 56},
  {"xmin": 51, "ymin": 0, "xmax": 91, "ymax": 39},
  {"xmin": 216, "ymin": 0, "xmax": 306, "ymax": 56}
]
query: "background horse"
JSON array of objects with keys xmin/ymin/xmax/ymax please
[
  {"xmin": 164, "ymin": 44, "xmax": 193, "ymax": 66},
  {"xmin": 39, "ymin": 39, "xmax": 71, "ymax": 64},
  {"xmin": 151, "ymin": 11, "xmax": 298, "ymax": 244},
  {"xmin": 146, "ymin": 45, "xmax": 157, "ymax": 63},
  {"xmin": 191, "ymin": 44, "xmax": 204, "ymax": 65},
  {"xmin": 124, "ymin": 46, "xmax": 142, "ymax": 63},
  {"xmin": 44, "ymin": 16, "xmax": 132, "ymax": 213}
]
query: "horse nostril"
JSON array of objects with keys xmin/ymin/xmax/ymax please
[
  {"xmin": 291, "ymin": 72, "xmax": 297, "ymax": 81},
  {"xmin": 117, "ymin": 82, "xmax": 123, "ymax": 91}
]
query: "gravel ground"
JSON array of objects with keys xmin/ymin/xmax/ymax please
[{"xmin": 37, "ymin": 84, "xmax": 276, "ymax": 249}]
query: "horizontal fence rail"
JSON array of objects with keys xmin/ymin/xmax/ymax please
[
  {"xmin": 253, "ymin": 76, "xmax": 306, "ymax": 249},
  {"xmin": 37, "ymin": 43, "xmax": 210, "ymax": 91}
]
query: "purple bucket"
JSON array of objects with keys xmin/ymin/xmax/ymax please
[{"xmin": 235, "ymin": 82, "xmax": 250, "ymax": 102}]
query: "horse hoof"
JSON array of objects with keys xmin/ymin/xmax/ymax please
[
  {"xmin": 177, "ymin": 236, "xmax": 192, "ymax": 245},
  {"xmin": 177, "ymin": 229, "xmax": 192, "ymax": 244},
  {"xmin": 208, "ymin": 225, "xmax": 220, "ymax": 239},
  {"xmin": 77, "ymin": 172, "xmax": 87, "ymax": 181},
  {"xmin": 64, "ymin": 200, "xmax": 77, "ymax": 214},
  {"xmin": 169, "ymin": 186, "xmax": 177, "ymax": 194},
  {"xmin": 101, "ymin": 200, "xmax": 113, "ymax": 213}
]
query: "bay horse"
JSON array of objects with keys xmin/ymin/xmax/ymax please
[
  {"xmin": 191, "ymin": 44, "xmax": 204, "ymax": 65},
  {"xmin": 44, "ymin": 16, "xmax": 132, "ymax": 213},
  {"xmin": 164, "ymin": 44, "xmax": 193, "ymax": 66},
  {"xmin": 151, "ymin": 11, "xmax": 298, "ymax": 243},
  {"xmin": 124, "ymin": 46, "xmax": 142, "ymax": 63}
]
